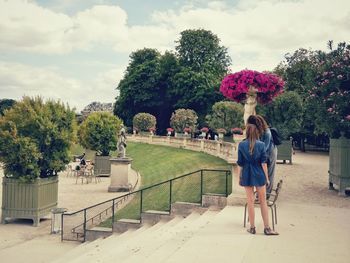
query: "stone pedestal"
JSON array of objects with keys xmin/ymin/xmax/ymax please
[{"xmin": 108, "ymin": 157, "xmax": 133, "ymax": 192}]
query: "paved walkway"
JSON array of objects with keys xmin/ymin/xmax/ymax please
[{"xmin": 0, "ymin": 151, "xmax": 349, "ymax": 263}]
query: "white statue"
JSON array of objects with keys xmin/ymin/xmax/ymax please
[
  {"xmin": 243, "ymin": 86, "xmax": 258, "ymax": 125},
  {"xmin": 117, "ymin": 128, "xmax": 127, "ymax": 158}
]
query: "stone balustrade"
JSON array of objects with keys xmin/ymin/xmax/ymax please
[{"xmin": 127, "ymin": 134, "xmax": 238, "ymax": 163}]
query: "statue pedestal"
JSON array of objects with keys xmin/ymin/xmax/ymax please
[{"xmin": 108, "ymin": 157, "xmax": 133, "ymax": 192}]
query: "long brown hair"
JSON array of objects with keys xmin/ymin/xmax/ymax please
[
  {"xmin": 255, "ymin": 115, "xmax": 269, "ymax": 136},
  {"xmin": 246, "ymin": 124, "xmax": 260, "ymax": 155}
]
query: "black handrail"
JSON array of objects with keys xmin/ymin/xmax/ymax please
[{"xmin": 61, "ymin": 168, "xmax": 231, "ymax": 242}]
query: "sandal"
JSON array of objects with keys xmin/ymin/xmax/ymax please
[
  {"xmin": 247, "ymin": 227, "xmax": 256, "ymax": 234},
  {"xmin": 264, "ymin": 227, "xmax": 279, "ymax": 235}
]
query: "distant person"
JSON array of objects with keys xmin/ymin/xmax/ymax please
[
  {"xmin": 237, "ymin": 123, "xmax": 279, "ymax": 235},
  {"xmin": 79, "ymin": 152, "xmax": 86, "ymax": 166},
  {"xmin": 247, "ymin": 115, "xmax": 277, "ymax": 196}
]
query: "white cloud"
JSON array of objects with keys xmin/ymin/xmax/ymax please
[{"xmin": 0, "ymin": 61, "xmax": 122, "ymax": 111}]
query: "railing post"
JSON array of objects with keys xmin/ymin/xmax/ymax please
[
  {"xmin": 200, "ymin": 139, "xmax": 204, "ymax": 151},
  {"xmin": 140, "ymin": 190, "xmax": 143, "ymax": 219},
  {"xmin": 83, "ymin": 209, "xmax": 87, "ymax": 242},
  {"xmin": 225, "ymin": 171, "xmax": 229, "ymax": 197},
  {"xmin": 61, "ymin": 213, "xmax": 64, "ymax": 242},
  {"xmin": 200, "ymin": 170, "xmax": 203, "ymax": 205},
  {"xmin": 112, "ymin": 199, "xmax": 115, "ymax": 230},
  {"xmin": 169, "ymin": 180, "xmax": 172, "ymax": 211}
]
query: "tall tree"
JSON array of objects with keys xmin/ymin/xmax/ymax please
[
  {"xmin": 0, "ymin": 99, "xmax": 16, "ymax": 116},
  {"xmin": 173, "ymin": 29, "xmax": 231, "ymax": 124}
]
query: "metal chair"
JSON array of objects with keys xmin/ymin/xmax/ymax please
[{"xmin": 244, "ymin": 180, "xmax": 283, "ymax": 230}]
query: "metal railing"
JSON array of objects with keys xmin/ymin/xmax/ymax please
[{"xmin": 61, "ymin": 169, "xmax": 231, "ymax": 242}]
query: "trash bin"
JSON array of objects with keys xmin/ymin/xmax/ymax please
[{"xmin": 51, "ymin": 208, "xmax": 67, "ymax": 234}]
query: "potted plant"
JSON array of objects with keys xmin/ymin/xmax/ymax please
[
  {"xmin": 0, "ymin": 97, "xmax": 76, "ymax": 226},
  {"xmin": 170, "ymin": 109, "xmax": 198, "ymax": 138},
  {"xmin": 149, "ymin": 127, "xmax": 156, "ymax": 136},
  {"xmin": 220, "ymin": 69, "xmax": 284, "ymax": 125},
  {"xmin": 216, "ymin": 128, "xmax": 227, "ymax": 139},
  {"xmin": 231, "ymin": 127, "xmax": 243, "ymax": 143},
  {"xmin": 183, "ymin": 127, "xmax": 192, "ymax": 136},
  {"xmin": 78, "ymin": 112, "xmax": 123, "ymax": 177},
  {"xmin": 308, "ymin": 42, "xmax": 350, "ymax": 195},
  {"xmin": 166, "ymin": 127, "xmax": 174, "ymax": 136},
  {"xmin": 200, "ymin": 127, "xmax": 209, "ymax": 138},
  {"xmin": 133, "ymin": 113, "xmax": 157, "ymax": 136}
]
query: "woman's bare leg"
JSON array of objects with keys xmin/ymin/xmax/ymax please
[
  {"xmin": 256, "ymin": 185, "xmax": 269, "ymax": 228},
  {"xmin": 244, "ymin": 187, "xmax": 255, "ymax": 228}
]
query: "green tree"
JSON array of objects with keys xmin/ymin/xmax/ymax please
[
  {"xmin": 78, "ymin": 112, "xmax": 123, "ymax": 156},
  {"xmin": 133, "ymin": 113, "xmax": 157, "ymax": 132},
  {"xmin": 114, "ymin": 49, "xmax": 180, "ymax": 133},
  {"xmin": 258, "ymin": 91, "xmax": 303, "ymax": 139},
  {"xmin": 170, "ymin": 109, "xmax": 198, "ymax": 133},
  {"xmin": 0, "ymin": 97, "xmax": 76, "ymax": 181},
  {"xmin": 0, "ymin": 99, "xmax": 16, "ymax": 116},
  {"xmin": 206, "ymin": 101, "xmax": 244, "ymax": 131},
  {"xmin": 173, "ymin": 29, "xmax": 231, "ymax": 124}
]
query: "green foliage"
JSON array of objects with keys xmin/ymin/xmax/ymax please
[
  {"xmin": 114, "ymin": 49, "xmax": 177, "ymax": 133},
  {"xmin": 258, "ymin": 91, "xmax": 303, "ymax": 139},
  {"xmin": 114, "ymin": 29, "xmax": 232, "ymax": 131},
  {"xmin": 78, "ymin": 112, "xmax": 123, "ymax": 156},
  {"xmin": 173, "ymin": 29, "xmax": 231, "ymax": 123},
  {"xmin": 0, "ymin": 97, "xmax": 76, "ymax": 181},
  {"xmin": 133, "ymin": 112, "xmax": 157, "ymax": 131},
  {"xmin": 170, "ymin": 109, "xmax": 198, "ymax": 132},
  {"xmin": 206, "ymin": 101, "xmax": 244, "ymax": 131},
  {"xmin": 309, "ymin": 42, "xmax": 350, "ymax": 138},
  {"xmin": 0, "ymin": 99, "xmax": 16, "ymax": 116}
]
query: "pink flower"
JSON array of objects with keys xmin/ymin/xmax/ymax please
[
  {"xmin": 346, "ymin": 115, "xmax": 350, "ymax": 121},
  {"xmin": 200, "ymin": 127, "xmax": 209, "ymax": 133}
]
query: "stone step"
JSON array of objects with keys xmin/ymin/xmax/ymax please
[
  {"xmin": 122, "ymin": 210, "xmax": 218, "ymax": 263},
  {"xmin": 159, "ymin": 206, "xmax": 254, "ymax": 263},
  {"xmin": 68, "ymin": 216, "xmax": 184, "ymax": 263}
]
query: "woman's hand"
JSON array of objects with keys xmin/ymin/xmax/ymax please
[{"xmin": 266, "ymin": 178, "xmax": 270, "ymax": 187}]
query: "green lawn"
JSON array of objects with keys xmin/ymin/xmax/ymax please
[{"xmin": 98, "ymin": 142, "xmax": 231, "ymax": 227}]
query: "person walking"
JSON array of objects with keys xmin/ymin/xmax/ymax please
[
  {"xmin": 247, "ymin": 115, "xmax": 277, "ymax": 195},
  {"xmin": 237, "ymin": 123, "xmax": 278, "ymax": 235}
]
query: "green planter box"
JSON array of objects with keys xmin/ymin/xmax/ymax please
[
  {"xmin": 277, "ymin": 140, "xmax": 293, "ymax": 164},
  {"xmin": 329, "ymin": 137, "xmax": 350, "ymax": 196},
  {"xmin": 94, "ymin": 155, "xmax": 111, "ymax": 177},
  {"xmin": 1, "ymin": 176, "xmax": 58, "ymax": 226}
]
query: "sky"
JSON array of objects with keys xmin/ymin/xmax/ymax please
[{"xmin": 0, "ymin": 0, "xmax": 349, "ymax": 112}]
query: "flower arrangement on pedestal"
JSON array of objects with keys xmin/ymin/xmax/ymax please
[
  {"xmin": 231, "ymin": 127, "xmax": 243, "ymax": 135},
  {"xmin": 166, "ymin": 127, "xmax": 174, "ymax": 136},
  {"xmin": 149, "ymin": 127, "xmax": 156, "ymax": 135},
  {"xmin": 200, "ymin": 127, "xmax": 209, "ymax": 133},
  {"xmin": 183, "ymin": 127, "xmax": 192, "ymax": 134},
  {"xmin": 220, "ymin": 70, "xmax": 284, "ymax": 125}
]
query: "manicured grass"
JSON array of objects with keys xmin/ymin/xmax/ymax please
[{"xmin": 99, "ymin": 142, "xmax": 231, "ymax": 227}]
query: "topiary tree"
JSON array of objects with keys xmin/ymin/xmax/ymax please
[
  {"xmin": 258, "ymin": 91, "xmax": 303, "ymax": 139},
  {"xmin": 170, "ymin": 108, "xmax": 198, "ymax": 133},
  {"xmin": 0, "ymin": 96, "xmax": 76, "ymax": 182},
  {"xmin": 78, "ymin": 112, "xmax": 123, "ymax": 156},
  {"xmin": 133, "ymin": 112, "xmax": 157, "ymax": 132},
  {"xmin": 206, "ymin": 101, "xmax": 244, "ymax": 132}
]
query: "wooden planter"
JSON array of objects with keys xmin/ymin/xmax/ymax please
[
  {"xmin": 277, "ymin": 140, "xmax": 293, "ymax": 164},
  {"xmin": 329, "ymin": 137, "xmax": 350, "ymax": 196},
  {"xmin": 94, "ymin": 155, "xmax": 111, "ymax": 177},
  {"xmin": 1, "ymin": 176, "xmax": 58, "ymax": 226}
]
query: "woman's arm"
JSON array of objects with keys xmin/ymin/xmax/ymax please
[{"xmin": 262, "ymin": 163, "xmax": 269, "ymax": 186}]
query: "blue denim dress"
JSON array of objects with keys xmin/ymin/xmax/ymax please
[{"xmin": 237, "ymin": 140, "xmax": 267, "ymax": 187}]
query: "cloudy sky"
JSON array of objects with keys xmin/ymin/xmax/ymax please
[{"xmin": 0, "ymin": 0, "xmax": 349, "ymax": 112}]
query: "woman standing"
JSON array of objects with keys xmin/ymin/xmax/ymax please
[{"xmin": 237, "ymin": 124, "xmax": 278, "ymax": 235}]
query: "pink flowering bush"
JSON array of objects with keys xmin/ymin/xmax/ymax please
[
  {"xmin": 183, "ymin": 127, "xmax": 192, "ymax": 133},
  {"xmin": 220, "ymin": 70, "xmax": 284, "ymax": 104},
  {"xmin": 307, "ymin": 42, "xmax": 350, "ymax": 137},
  {"xmin": 200, "ymin": 127, "xmax": 209, "ymax": 133},
  {"xmin": 216, "ymin": 128, "xmax": 227, "ymax": 134},
  {"xmin": 166, "ymin": 128, "xmax": 174, "ymax": 132}
]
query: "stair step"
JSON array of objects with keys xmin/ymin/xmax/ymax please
[{"xmin": 123, "ymin": 210, "xmax": 218, "ymax": 263}]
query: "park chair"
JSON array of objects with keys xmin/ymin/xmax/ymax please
[{"xmin": 244, "ymin": 180, "xmax": 283, "ymax": 230}]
